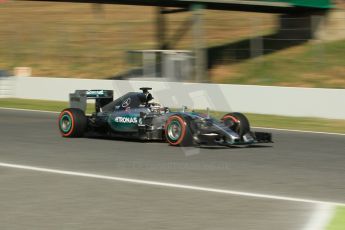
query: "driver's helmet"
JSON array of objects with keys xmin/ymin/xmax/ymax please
[{"xmin": 150, "ymin": 102, "xmax": 170, "ymax": 114}]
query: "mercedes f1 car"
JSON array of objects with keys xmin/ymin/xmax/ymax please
[{"xmin": 58, "ymin": 88, "xmax": 272, "ymax": 147}]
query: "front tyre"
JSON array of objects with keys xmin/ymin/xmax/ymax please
[
  {"xmin": 222, "ymin": 112, "xmax": 250, "ymax": 137},
  {"xmin": 58, "ymin": 108, "xmax": 87, "ymax": 137},
  {"xmin": 165, "ymin": 115, "xmax": 194, "ymax": 146}
]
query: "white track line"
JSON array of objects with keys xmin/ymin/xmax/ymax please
[
  {"xmin": 0, "ymin": 107, "xmax": 59, "ymax": 114},
  {"xmin": 1, "ymin": 107, "xmax": 344, "ymax": 136},
  {"xmin": 0, "ymin": 162, "xmax": 345, "ymax": 207},
  {"xmin": 302, "ymin": 204, "xmax": 335, "ymax": 230},
  {"xmin": 253, "ymin": 126, "xmax": 345, "ymax": 136}
]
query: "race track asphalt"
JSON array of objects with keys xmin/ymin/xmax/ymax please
[{"xmin": 0, "ymin": 108, "xmax": 344, "ymax": 230}]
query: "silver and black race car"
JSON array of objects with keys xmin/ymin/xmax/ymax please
[{"xmin": 58, "ymin": 87, "xmax": 272, "ymax": 147}]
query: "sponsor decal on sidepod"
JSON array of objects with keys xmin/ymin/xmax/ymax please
[{"xmin": 114, "ymin": 117, "xmax": 138, "ymax": 124}]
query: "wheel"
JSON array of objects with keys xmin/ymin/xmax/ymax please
[
  {"xmin": 58, "ymin": 108, "xmax": 87, "ymax": 137},
  {"xmin": 165, "ymin": 115, "xmax": 194, "ymax": 146},
  {"xmin": 222, "ymin": 112, "xmax": 250, "ymax": 137}
]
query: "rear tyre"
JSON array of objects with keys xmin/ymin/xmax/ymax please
[
  {"xmin": 165, "ymin": 115, "xmax": 194, "ymax": 146},
  {"xmin": 58, "ymin": 108, "xmax": 87, "ymax": 137},
  {"xmin": 222, "ymin": 112, "xmax": 250, "ymax": 137}
]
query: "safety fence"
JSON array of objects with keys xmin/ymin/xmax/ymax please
[
  {"xmin": 0, "ymin": 77, "xmax": 14, "ymax": 98},
  {"xmin": 2, "ymin": 76, "xmax": 344, "ymax": 119}
]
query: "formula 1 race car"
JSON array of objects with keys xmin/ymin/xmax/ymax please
[{"xmin": 58, "ymin": 87, "xmax": 272, "ymax": 147}]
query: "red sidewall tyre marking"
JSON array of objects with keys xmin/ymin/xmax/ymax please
[
  {"xmin": 222, "ymin": 115, "xmax": 240, "ymax": 123},
  {"xmin": 165, "ymin": 116, "xmax": 187, "ymax": 146},
  {"xmin": 58, "ymin": 110, "xmax": 75, "ymax": 137}
]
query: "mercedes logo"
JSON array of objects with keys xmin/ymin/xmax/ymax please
[{"xmin": 121, "ymin": 98, "xmax": 131, "ymax": 107}]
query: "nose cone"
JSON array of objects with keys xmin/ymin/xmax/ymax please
[{"xmin": 222, "ymin": 128, "xmax": 241, "ymax": 144}]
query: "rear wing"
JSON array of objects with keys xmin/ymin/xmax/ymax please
[{"xmin": 69, "ymin": 90, "xmax": 113, "ymax": 113}]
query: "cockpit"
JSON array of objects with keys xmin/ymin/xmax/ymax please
[{"xmin": 101, "ymin": 87, "xmax": 168, "ymax": 114}]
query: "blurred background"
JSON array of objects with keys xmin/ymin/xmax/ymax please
[
  {"xmin": 0, "ymin": 0, "xmax": 344, "ymax": 88},
  {"xmin": 0, "ymin": 3, "xmax": 345, "ymax": 230}
]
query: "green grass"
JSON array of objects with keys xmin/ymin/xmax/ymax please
[
  {"xmin": 1, "ymin": 2, "xmax": 344, "ymax": 88},
  {"xmin": 1, "ymin": 98, "xmax": 344, "ymax": 134},
  {"xmin": 215, "ymin": 39, "xmax": 345, "ymax": 88},
  {"xmin": 327, "ymin": 207, "xmax": 345, "ymax": 230},
  {"xmin": 0, "ymin": 98, "xmax": 95, "ymax": 114},
  {"xmin": 0, "ymin": 1, "xmax": 275, "ymax": 78},
  {"xmin": 195, "ymin": 109, "xmax": 345, "ymax": 134}
]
